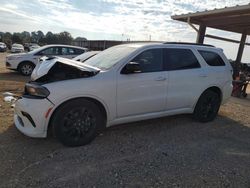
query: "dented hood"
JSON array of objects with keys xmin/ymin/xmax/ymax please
[{"xmin": 31, "ymin": 56, "xmax": 100, "ymax": 81}]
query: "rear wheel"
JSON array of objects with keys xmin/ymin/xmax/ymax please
[
  {"xmin": 18, "ymin": 62, "xmax": 34, "ymax": 76},
  {"xmin": 193, "ymin": 90, "xmax": 221, "ymax": 122},
  {"xmin": 52, "ymin": 99, "xmax": 105, "ymax": 147}
]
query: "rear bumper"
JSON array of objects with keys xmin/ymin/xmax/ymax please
[
  {"xmin": 221, "ymin": 82, "xmax": 233, "ymax": 104},
  {"xmin": 14, "ymin": 97, "xmax": 54, "ymax": 138}
]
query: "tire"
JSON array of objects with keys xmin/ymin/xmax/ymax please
[
  {"xmin": 18, "ymin": 62, "xmax": 35, "ymax": 76},
  {"xmin": 51, "ymin": 99, "xmax": 106, "ymax": 147},
  {"xmin": 193, "ymin": 90, "xmax": 221, "ymax": 122}
]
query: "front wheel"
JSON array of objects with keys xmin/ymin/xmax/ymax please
[
  {"xmin": 51, "ymin": 99, "xmax": 105, "ymax": 147},
  {"xmin": 193, "ymin": 90, "xmax": 221, "ymax": 122},
  {"xmin": 18, "ymin": 62, "xmax": 35, "ymax": 76}
]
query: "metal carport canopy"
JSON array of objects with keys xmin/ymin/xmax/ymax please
[
  {"xmin": 171, "ymin": 4, "xmax": 250, "ymax": 66},
  {"xmin": 171, "ymin": 4, "xmax": 250, "ymax": 35}
]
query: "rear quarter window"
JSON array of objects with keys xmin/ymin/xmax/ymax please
[{"xmin": 198, "ymin": 50, "xmax": 225, "ymax": 66}]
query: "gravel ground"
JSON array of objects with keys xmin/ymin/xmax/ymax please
[{"xmin": 0, "ymin": 52, "xmax": 250, "ymax": 188}]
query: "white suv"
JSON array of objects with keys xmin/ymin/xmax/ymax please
[
  {"xmin": 6, "ymin": 44, "xmax": 87, "ymax": 76},
  {"xmin": 14, "ymin": 43, "xmax": 233, "ymax": 146}
]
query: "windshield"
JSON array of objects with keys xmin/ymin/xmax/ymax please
[{"xmin": 84, "ymin": 46, "xmax": 137, "ymax": 70}]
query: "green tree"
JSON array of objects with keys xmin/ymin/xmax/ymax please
[
  {"xmin": 12, "ymin": 33, "xmax": 22, "ymax": 44},
  {"xmin": 57, "ymin": 31, "xmax": 73, "ymax": 45}
]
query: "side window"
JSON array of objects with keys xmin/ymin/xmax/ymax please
[
  {"xmin": 39, "ymin": 47, "xmax": 61, "ymax": 55},
  {"xmin": 198, "ymin": 50, "xmax": 225, "ymax": 66},
  {"xmin": 74, "ymin": 48, "xmax": 85, "ymax": 55},
  {"xmin": 165, "ymin": 49, "xmax": 200, "ymax": 71},
  {"xmin": 61, "ymin": 47, "xmax": 69, "ymax": 55},
  {"xmin": 68, "ymin": 48, "xmax": 75, "ymax": 54},
  {"xmin": 131, "ymin": 49, "xmax": 163, "ymax": 73}
]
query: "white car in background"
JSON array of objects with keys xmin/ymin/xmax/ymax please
[
  {"xmin": 11, "ymin": 43, "xmax": 24, "ymax": 53},
  {"xmin": 29, "ymin": 44, "xmax": 40, "ymax": 51},
  {"xmin": 0, "ymin": 42, "xmax": 7, "ymax": 52},
  {"xmin": 6, "ymin": 44, "xmax": 88, "ymax": 75},
  {"xmin": 73, "ymin": 51, "xmax": 100, "ymax": 62},
  {"xmin": 14, "ymin": 42, "xmax": 233, "ymax": 147}
]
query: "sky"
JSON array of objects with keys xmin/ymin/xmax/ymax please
[{"xmin": 0, "ymin": 0, "xmax": 250, "ymax": 62}]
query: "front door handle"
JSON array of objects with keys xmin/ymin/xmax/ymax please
[{"xmin": 155, "ymin": 76, "xmax": 167, "ymax": 81}]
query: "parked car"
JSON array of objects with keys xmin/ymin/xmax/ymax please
[
  {"xmin": 14, "ymin": 42, "xmax": 233, "ymax": 146},
  {"xmin": 73, "ymin": 51, "xmax": 100, "ymax": 62},
  {"xmin": 0, "ymin": 42, "xmax": 7, "ymax": 52},
  {"xmin": 11, "ymin": 43, "xmax": 24, "ymax": 53},
  {"xmin": 6, "ymin": 44, "xmax": 88, "ymax": 75},
  {"xmin": 24, "ymin": 43, "xmax": 40, "ymax": 51}
]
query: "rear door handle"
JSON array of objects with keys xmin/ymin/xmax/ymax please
[{"xmin": 155, "ymin": 76, "xmax": 167, "ymax": 81}]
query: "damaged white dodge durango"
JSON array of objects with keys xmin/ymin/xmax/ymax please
[{"xmin": 14, "ymin": 43, "xmax": 233, "ymax": 146}]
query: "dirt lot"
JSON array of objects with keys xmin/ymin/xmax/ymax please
[{"xmin": 0, "ymin": 52, "xmax": 250, "ymax": 188}]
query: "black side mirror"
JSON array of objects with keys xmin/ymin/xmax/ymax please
[{"xmin": 122, "ymin": 62, "xmax": 141, "ymax": 74}]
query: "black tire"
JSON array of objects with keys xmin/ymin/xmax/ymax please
[
  {"xmin": 18, "ymin": 62, "xmax": 35, "ymax": 76},
  {"xmin": 51, "ymin": 99, "xmax": 105, "ymax": 147},
  {"xmin": 193, "ymin": 90, "xmax": 221, "ymax": 122}
]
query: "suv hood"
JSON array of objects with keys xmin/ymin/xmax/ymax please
[{"xmin": 31, "ymin": 56, "xmax": 100, "ymax": 82}]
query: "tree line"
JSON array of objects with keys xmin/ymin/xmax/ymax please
[{"xmin": 0, "ymin": 31, "xmax": 86, "ymax": 49}]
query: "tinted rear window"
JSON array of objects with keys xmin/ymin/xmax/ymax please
[
  {"xmin": 164, "ymin": 48, "xmax": 200, "ymax": 71},
  {"xmin": 199, "ymin": 50, "xmax": 225, "ymax": 66}
]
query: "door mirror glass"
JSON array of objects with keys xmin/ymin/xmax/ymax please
[{"xmin": 122, "ymin": 62, "xmax": 141, "ymax": 74}]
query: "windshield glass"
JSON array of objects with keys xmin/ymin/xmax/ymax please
[{"xmin": 84, "ymin": 46, "xmax": 137, "ymax": 70}]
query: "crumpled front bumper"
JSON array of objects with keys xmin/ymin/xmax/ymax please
[{"xmin": 14, "ymin": 97, "xmax": 54, "ymax": 138}]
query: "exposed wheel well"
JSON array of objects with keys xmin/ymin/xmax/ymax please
[{"xmin": 47, "ymin": 97, "xmax": 108, "ymax": 136}]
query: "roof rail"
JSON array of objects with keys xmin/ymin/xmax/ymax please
[{"xmin": 163, "ymin": 42, "xmax": 214, "ymax": 47}]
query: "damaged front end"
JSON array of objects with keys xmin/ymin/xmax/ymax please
[{"xmin": 31, "ymin": 56, "xmax": 100, "ymax": 83}]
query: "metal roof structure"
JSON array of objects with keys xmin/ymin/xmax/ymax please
[
  {"xmin": 171, "ymin": 4, "xmax": 250, "ymax": 68},
  {"xmin": 172, "ymin": 4, "xmax": 250, "ymax": 35}
]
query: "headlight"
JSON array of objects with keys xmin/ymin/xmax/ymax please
[{"xmin": 25, "ymin": 83, "xmax": 50, "ymax": 98}]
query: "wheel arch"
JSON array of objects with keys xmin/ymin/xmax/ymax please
[
  {"xmin": 204, "ymin": 86, "xmax": 222, "ymax": 102},
  {"xmin": 47, "ymin": 97, "xmax": 108, "ymax": 136},
  {"xmin": 193, "ymin": 86, "xmax": 223, "ymax": 110},
  {"xmin": 17, "ymin": 60, "xmax": 36, "ymax": 70}
]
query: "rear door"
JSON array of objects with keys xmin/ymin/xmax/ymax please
[{"xmin": 165, "ymin": 48, "xmax": 207, "ymax": 110}]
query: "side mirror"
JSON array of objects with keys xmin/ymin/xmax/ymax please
[{"xmin": 122, "ymin": 62, "xmax": 141, "ymax": 74}]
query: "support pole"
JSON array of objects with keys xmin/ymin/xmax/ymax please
[
  {"xmin": 234, "ymin": 32, "xmax": 247, "ymax": 79},
  {"xmin": 236, "ymin": 33, "xmax": 247, "ymax": 65},
  {"xmin": 196, "ymin": 24, "xmax": 206, "ymax": 44}
]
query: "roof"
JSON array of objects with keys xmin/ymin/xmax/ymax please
[
  {"xmin": 43, "ymin": 44, "xmax": 87, "ymax": 49},
  {"xmin": 171, "ymin": 4, "xmax": 250, "ymax": 35},
  {"xmin": 117, "ymin": 42, "xmax": 217, "ymax": 50}
]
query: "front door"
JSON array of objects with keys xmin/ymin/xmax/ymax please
[{"xmin": 117, "ymin": 48, "xmax": 168, "ymax": 117}]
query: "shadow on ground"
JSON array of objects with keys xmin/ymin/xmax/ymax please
[
  {"xmin": 0, "ymin": 71, "xmax": 29, "ymax": 82},
  {"xmin": 1, "ymin": 114, "xmax": 250, "ymax": 187}
]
